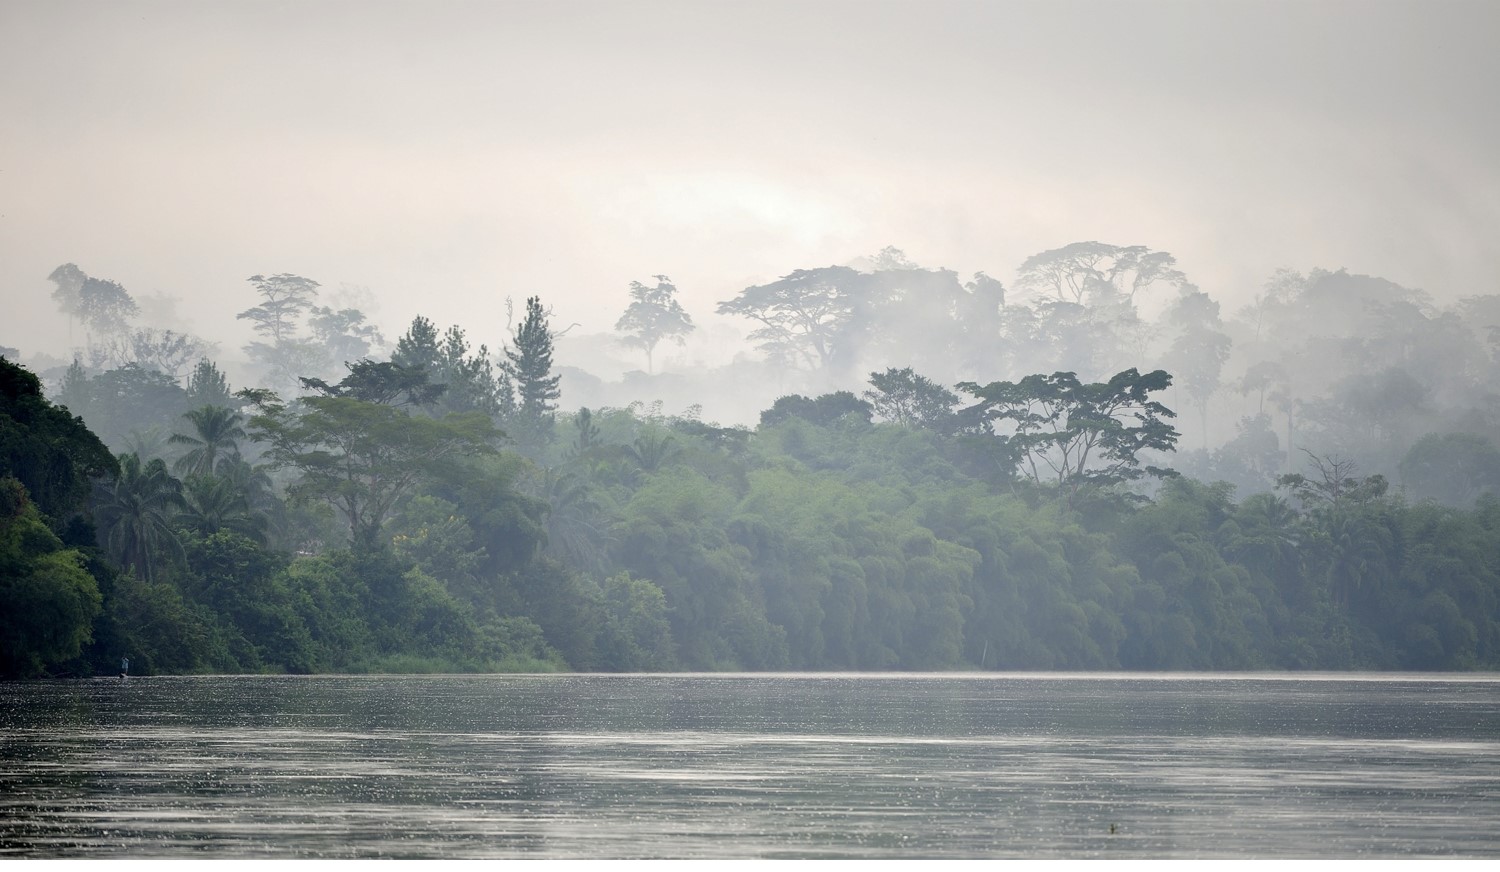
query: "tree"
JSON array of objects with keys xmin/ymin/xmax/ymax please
[
  {"xmin": 0, "ymin": 355, "xmax": 118, "ymax": 524},
  {"xmin": 94, "ymin": 453, "xmax": 186, "ymax": 581},
  {"xmin": 1277, "ymin": 452, "xmax": 1388, "ymax": 512},
  {"xmin": 393, "ymin": 317, "xmax": 507, "ymax": 416},
  {"xmin": 0, "ymin": 477, "xmax": 103, "ymax": 678},
  {"xmin": 77, "ymin": 276, "xmax": 139, "ymax": 338},
  {"xmin": 1399, "ymin": 433, "xmax": 1500, "ymax": 507},
  {"xmin": 126, "ymin": 328, "xmax": 212, "ymax": 378},
  {"xmin": 299, "ymin": 359, "xmax": 446, "ymax": 408},
  {"xmin": 717, "ymin": 266, "xmax": 863, "ymax": 370},
  {"xmin": 47, "ymin": 263, "xmax": 88, "ymax": 335},
  {"xmin": 1015, "ymin": 242, "xmax": 1185, "ymax": 306},
  {"xmin": 1161, "ymin": 285, "xmax": 1232, "ymax": 449},
  {"xmin": 503, "ymin": 296, "xmax": 562, "ymax": 443},
  {"xmin": 238, "ymin": 273, "xmax": 322, "ymax": 393},
  {"xmin": 760, "ymin": 391, "xmax": 874, "ymax": 428},
  {"xmin": 244, "ymin": 393, "xmax": 502, "ymax": 546},
  {"xmin": 864, "ymin": 367, "xmax": 960, "ymax": 432},
  {"xmin": 437, "ymin": 325, "xmax": 503, "ymax": 416},
  {"xmin": 616, "ymin": 275, "xmax": 695, "ymax": 373},
  {"xmin": 391, "ymin": 315, "xmax": 441, "ymax": 373},
  {"xmin": 308, "ymin": 306, "xmax": 384, "ymax": 364},
  {"xmin": 168, "ymin": 405, "xmax": 246, "ymax": 478},
  {"xmin": 177, "ymin": 473, "xmax": 268, "ymax": 542},
  {"xmin": 1277, "ymin": 452, "xmax": 1395, "ymax": 612},
  {"xmin": 185, "ymin": 359, "xmax": 234, "ymax": 408},
  {"xmin": 238, "ymin": 273, "xmax": 320, "ymax": 345},
  {"xmin": 958, "ymin": 368, "xmax": 1179, "ymax": 494}
]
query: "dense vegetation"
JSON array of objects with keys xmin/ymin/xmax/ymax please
[{"xmin": 5, "ymin": 245, "xmax": 1500, "ymax": 677}]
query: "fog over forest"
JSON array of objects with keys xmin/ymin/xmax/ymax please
[{"xmin": 4, "ymin": 1, "xmax": 1500, "ymax": 679}]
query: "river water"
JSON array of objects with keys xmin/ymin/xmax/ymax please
[{"xmin": 1, "ymin": 673, "xmax": 1497, "ymax": 858}]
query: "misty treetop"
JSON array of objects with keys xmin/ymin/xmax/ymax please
[
  {"xmin": 616, "ymin": 276, "xmax": 694, "ymax": 374},
  {"xmin": 6, "ymin": 236, "xmax": 1500, "ymax": 677}
]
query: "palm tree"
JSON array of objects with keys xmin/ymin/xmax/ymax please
[
  {"xmin": 538, "ymin": 468, "xmax": 611, "ymax": 576},
  {"xmin": 626, "ymin": 430, "xmax": 679, "ymax": 473},
  {"xmin": 95, "ymin": 453, "xmax": 185, "ymax": 581},
  {"xmin": 169, "ymin": 405, "xmax": 245, "ymax": 478},
  {"xmin": 178, "ymin": 474, "xmax": 268, "ymax": 543},
  {"xmin": 215, "ymin": 455, "xmax": 284, "ymax": 542}
]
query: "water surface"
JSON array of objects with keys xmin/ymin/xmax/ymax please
[{"xmin": 2, "ymin": 673, "xmax": 1497, "ymax": 858}]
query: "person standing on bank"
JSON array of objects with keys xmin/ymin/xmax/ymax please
[{"xmin": 120, "ymin": 656, "xmax": 129, "ymax": 678}]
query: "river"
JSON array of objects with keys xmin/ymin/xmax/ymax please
[{"xmin": 2, "ymin": 672, "xmax": 1497, "ymax": 858}]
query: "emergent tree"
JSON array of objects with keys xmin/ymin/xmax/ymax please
[{"xmin": 616, "ymin": 275, "xmax": 695, "ymax": 374}]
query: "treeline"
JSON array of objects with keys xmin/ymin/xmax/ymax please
[{"xmin": 4, "ymin": 325, "xmax": 1499, "ymax": 676}]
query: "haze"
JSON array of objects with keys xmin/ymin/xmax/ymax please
[{"xmin": 3, "ymin": 0, "xmax": 1498, "ymax": 390}]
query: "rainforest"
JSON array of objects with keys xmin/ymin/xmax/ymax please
[{"xmin": 4, "ymin": 249, "xmax": 1500, "ymax": 678}]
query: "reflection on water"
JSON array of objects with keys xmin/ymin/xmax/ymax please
[{"xmin": 2, "ymin": 673, "xmax": 1498, "ymax": 858}]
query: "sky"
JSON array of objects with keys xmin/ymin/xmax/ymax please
[{"xmin": 2, "ymin": 0, "xmax": 1498, "ymax": 371}]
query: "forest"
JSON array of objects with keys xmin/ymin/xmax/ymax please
[{"xmin": 3, "ymin": 242, "xmax": 1500, "ymax": 677}]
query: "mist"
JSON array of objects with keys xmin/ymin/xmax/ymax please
[
  {"xmin": 4, "ymin": 0, "xmax": 1498, "ymax": 382},
  {"xmin": 6, "ymin": 1, "xmax": 1500, "ymax": 675}
]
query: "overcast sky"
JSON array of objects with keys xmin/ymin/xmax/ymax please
[{"xmin": 3, "ymin": 0, "xmax": 1498, "ymax": 363}]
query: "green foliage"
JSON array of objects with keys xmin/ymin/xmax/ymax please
[
  {"xmin": 185, "ymin": 359, "xmax": 234, "ymax": 407},
  {"xmin": 864, "ymin": 367, "xmax": 960, "ymax": 433},
  {"xmin": 599, "ymin": 572, "xmax": 676, "ymax": 670},
  {"xmin": 2, "ymin": 356, "xmax": 118, "ymax": 523},
  {"xmin": 504, "ymin": 296, "xmax": 562, "ymax": 446},
  {"xmin": 958, "ymin": 368, "xmax": 1180, "ymax": 495},
  {"xmin": 1399, "ymin": 433, "xmax": 1500, "ymax": 506},
  {"xmin": 94, "ymin": 453, "xmax": 185, "ymax": 582},
  {"xmin": 0, "ymin": 482, "xmax": 102, "ymax": 677},
  {"xmin": 299, "ymin": 359, "xmax": 447, "ymax": 408},
  {"xmin": 169, "ymin": 405, "xmax": 246, "ymax": 477},
  {"xmin": 247, "ymin": 393, "xmax": 501, "ymax": 545},
  {"xmin": 16, "ymin": 262, "xmax": 1500, "ymax": 678},
  {"xmin": 760, "ymin": 391, "xmax": 873, "ymax": 428}
]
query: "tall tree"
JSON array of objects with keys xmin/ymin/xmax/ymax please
[
  {"xmin": 237, "ymin": 273, "xmax": 320, "ymax": 345},
  {"xmin": 717, "ymin": 266, "xmax": 863, "ymax": 370},
  {"xmin": 438, "ymin": 325, "xmax": 503, "ymax": 416},
  {"xmin": 958, "ymin": 368, "xmax": 1180, "ymax": 495},
  {"xmin": 244, "ymin": 393, "xmax": 502, "ymax": 546},
  {"xmin": 391, "ymin": 315, "xmax": 441, "ymax": 373},
  {"xmin": 308, "ymin": 305, "xmax": 384, "ymax": 364},
  {"xmin": 299, "ymin": 359, "xmax": 447, "ymax": 408},
  {"xmin": 177, "ymin": 473, "xmax": 268, "ymax": 542},
  {"xmin": 863, "ymin": 367, "xmax": 960, "ymax": 432},
  {"xmin": 77, "ymin": 276, "xmax": 139, "ymax": 338},
  {"xmin": 185, "ymin": 359, "xmax": 234, "ymax": 408},
  {"xmin": 504, "ymin": 296, "xmax": 562, "ymax": 443},
  {"xmin": 616, "ymin": 275, "xmax": 695, "ymax": 374},
  {"xmin": 122, "ymin": 328, "xmax": 211, "ymax": 378},
  {"xmin": 47, "ymin": 264, "xmax": 88, "ymax": 339},
  {"xmin": 1161, "ymin": 285, "xmax": 1232, "ymax": 449},
  {"xmin": 168, "ymin": 405, "xmax": 246, "ymax": 478},
  {"xmin": 94, "ymin": 453, "xmax": 185, "ymax": 581},
  {"xmin": 238, "ymin": 273, "xmax": 322, "ymax": 393},
  {"xmin": 1015, "ymin": 242, "xmax": 1185, "ymax": 306}
]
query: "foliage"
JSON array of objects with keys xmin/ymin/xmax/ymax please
[
  {"xmin": 246, "ymin": 393, "xmax": 501, "ymax": 545},
  {"xmin": 503, "ymin": 296, "xmax": 562, "ymax": 447},
  {"xmin": 1, "ymin": 356, "xmax": 118, "ymax": 523},
  {"xmin": 0, "ymin": 479, "xmax": 102, "ymax": 677},
  {"xmin": 864, "ymin": 367, "xmax": 960, "ymax": 433},
  {"xmin": 958, "ymin": 368, "xmax": 1180, "ymax": 494},
  {"xmin": 16, "ymin": 246, "xmax": 1500, "ymax": 677},
  {"xmin": 1014, "ymin": 242, "xmax": 1184, "ymax": 306},
  {"xmin": 94, "ymin": 453, "xmax": 186, "ymax": 582},
  {"xmin": 169, "ymin": 405, "xmax": 246, "ymax": 477}
]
